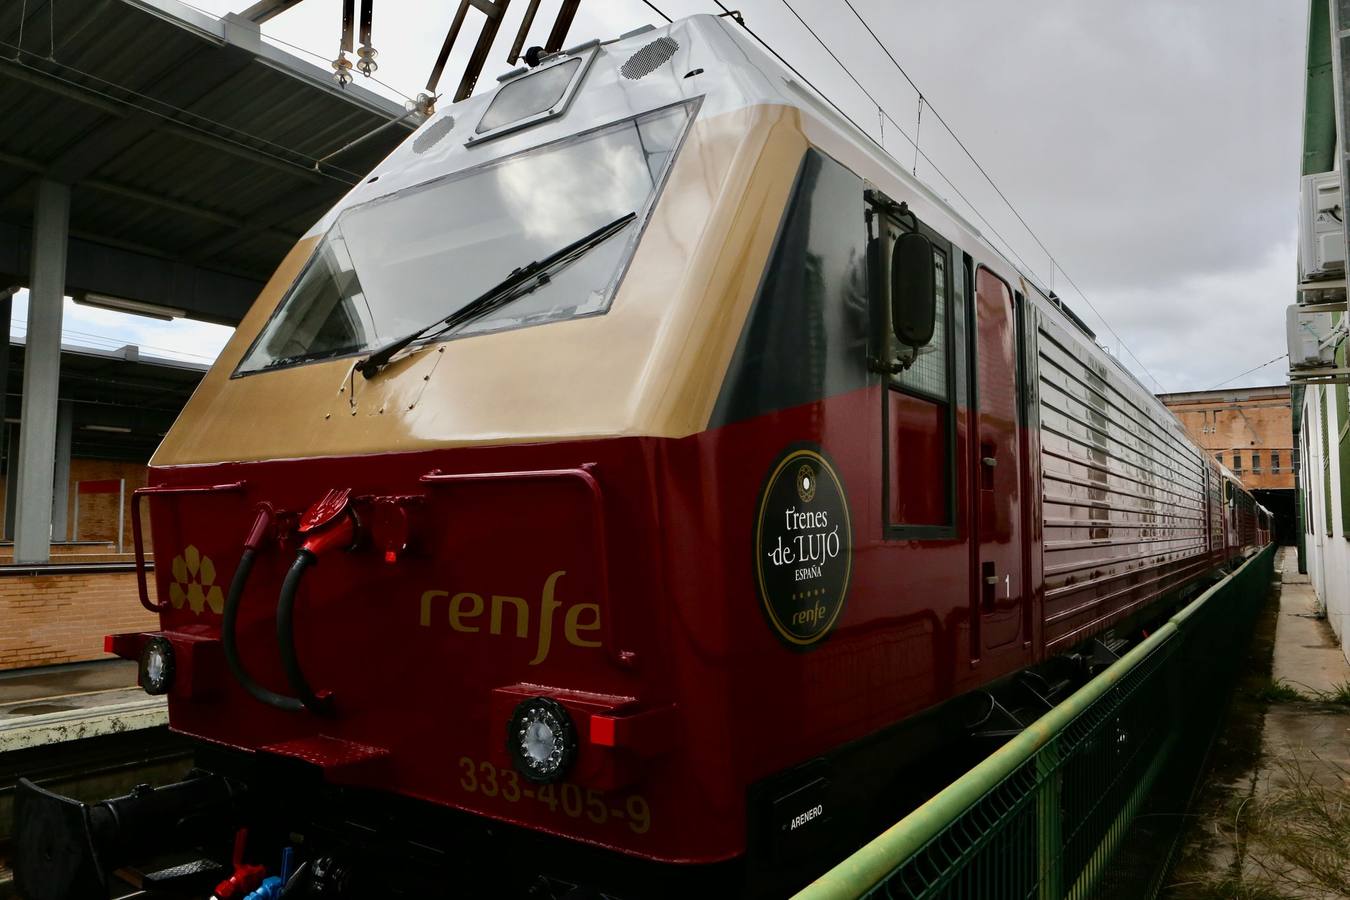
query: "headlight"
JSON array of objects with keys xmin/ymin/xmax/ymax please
[
  {"xmin": 506, "ymin": 697, "xmax": 577, "ymax": 784},
  {"xmin": 139, "ymin": 636, "xmax": 175, "ymax": 695}
]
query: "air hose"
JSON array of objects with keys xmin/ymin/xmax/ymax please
[
  {"xmin": 223, "ymin": 544, "xmax": 306, "ymax": 713},
  {"xmin": 276, "ymin": 549, "xmax": 333, "ymax": 715}
]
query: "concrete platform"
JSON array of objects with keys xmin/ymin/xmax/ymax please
[
  {"xmin": 0, "ymin": 659, "xmax": 166, "ymax": 752},
  {"xmin": 1164, "ymin": 547, "xmax": 1350, "ymax": 899},
  {"xmin": 1272, "ymin": 552, "xmax": 1350, "ymax": 695}
]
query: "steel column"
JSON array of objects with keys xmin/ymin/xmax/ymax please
[{"xmin": 14, "ymin": 180, "xmax": 70, "ymax": 564}]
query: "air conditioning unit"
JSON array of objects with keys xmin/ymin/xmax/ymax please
[
  {"xmin": 1287, "ymin": 304, "xmax": 1338, "ymax": 369},
  {"xmin": 1299, "ymin": 171, "xmax": 1345, "ymax": 281}
]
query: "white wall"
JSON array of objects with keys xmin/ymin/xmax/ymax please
[{"xmin": 1300, "ymin": 384, "xmax": 1350, "ymax": 664}]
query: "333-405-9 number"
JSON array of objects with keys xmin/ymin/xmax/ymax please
[{"xmin": 458, "ymin": 757, "xmax": 651, "ymax": 834}]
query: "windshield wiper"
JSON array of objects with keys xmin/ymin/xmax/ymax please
[{"xmin": 355, "ymin": 211, "xmax": 637, "ymax": 379}]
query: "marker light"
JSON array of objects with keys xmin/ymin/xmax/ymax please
[
  {"xmin": 507, "ymin": 697, "xmax": 578, "ymax": 784},
  {"xmin": 139, "ymin": 636, "xmax": 175, "ymax": 695}
]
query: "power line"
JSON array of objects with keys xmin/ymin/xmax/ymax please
[
  {"xmin": 725, "ymin": 0, "xmax": 1045, "ymax": 288},
  {"xmin": 9, "ymin": 321, "xmax": 220, "ymax": 362},
  {"xmin": 1207, "ymin": 354, "xmax": 1289, "ymax": 391},
  {"xmin": 833, "ymin": 0, "xmax": 1165, "ymax": 393},
  {"xmin": 641, "ymin": 1, "xmax": 673, "ymax": 24}
]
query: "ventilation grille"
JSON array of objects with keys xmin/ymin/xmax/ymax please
[
  {"xmin": 621, "ymin": 37, "xmax": 679, "ymax": 80},
  {"xmin": 413, "ymin": 116, "xmax": 455, "ymax": 154}
]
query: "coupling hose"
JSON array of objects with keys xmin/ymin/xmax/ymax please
[
  {"xmin": 276, "ymin": 549, "xmax": 333, "ymax": 715},
  {"xmin": 223, "ymin": 547, "xmax": 306, "ymax": 713}
]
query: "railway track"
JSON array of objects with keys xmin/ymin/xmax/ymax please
[{"xmin": 0, "ymin": 718, "xmax": 194, "ymax": 899}]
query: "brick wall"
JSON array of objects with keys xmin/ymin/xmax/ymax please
[
  {"xmin": 65, "ymin": 458, "xmax": 152, "ymax": 548},
  {"xmin": 1161, "ymin": 387, "xmax": 1295, "ymax": 491},
  {"xmin": 0, "ymin": 571, "xmax": 158, "ymax": 670},
  {"xmin": 0, "ymin": 457, "xmax": 151, "ymax": 551}
]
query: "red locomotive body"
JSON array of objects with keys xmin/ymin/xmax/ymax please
[{"xmin": 16, "ymin": 14, "xmax": 1269, "ymax": 900}]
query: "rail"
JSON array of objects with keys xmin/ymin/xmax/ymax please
[{"xmin": 796, "ymin": 544, "xmax": 1276, "ymax": 900}]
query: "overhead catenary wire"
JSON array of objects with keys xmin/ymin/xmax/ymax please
[
  {"xmin": 717, "ymin": 0, "xmax": 1045, "ymax": 285},
  {"xmin": 1207, "ymin": 354, "xmax": 1290, "ymax": 391},
  {"xmin": 641, "ymin": 1, "xmax": 673, "ymax": 24},
  {"xmin": 835, "ymin": 0, "xmax": 1165, "ymax": 394},
  {"xmin": 9, "ymin": 320, "xmax": 218, "ymax": 363}
]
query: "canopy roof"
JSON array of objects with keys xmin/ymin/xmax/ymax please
[{"xmin": 0, "ymin": 0, "xmax": 416, "ymax": 324}]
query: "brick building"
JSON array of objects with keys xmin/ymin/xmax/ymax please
[
  {"xmin": 1158, "ymin": 385, "xmax": 1296, "ymax": 542},
  {"xmin": 0, "ymin": 340, "xmax": 205, "ymax": 669}
]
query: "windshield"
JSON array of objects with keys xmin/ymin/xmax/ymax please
[{"xmin": 235, "ymin": 101, "xmax": 695, "ymax": 375}]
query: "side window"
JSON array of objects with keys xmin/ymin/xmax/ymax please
[{"xmin": 868, "ymin": 193, "xmax": 957, "ymax": 534}]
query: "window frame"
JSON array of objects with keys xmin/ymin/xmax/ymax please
[
  {"xmin": 231, "ymin": 98, "xmax": 699, "ymax": 379},
  {"xmin": 867, "ymin": 189, "xmax": 960, "ymax": 541}
]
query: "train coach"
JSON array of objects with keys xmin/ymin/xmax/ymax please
[{"xmin": 15, "ymin": 13, "xmax": 1270, "ymax": 900}]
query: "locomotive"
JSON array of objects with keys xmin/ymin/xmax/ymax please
[{"xmin": 14, "ymin": 13, "xmax": 1271, "ymax": 900}]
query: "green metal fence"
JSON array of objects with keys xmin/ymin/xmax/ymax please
[{"xmin": 797, "ymin": 545, "xmax": 1276, "ymax": 900}]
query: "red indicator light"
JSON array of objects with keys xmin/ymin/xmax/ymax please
[
  {"xmin": 590, "ymin": 714, "xmax": 616, "ymax": 747},
  {"xmin": 384, "ymin": 549, "xmax": 397, "ymax": 564}
]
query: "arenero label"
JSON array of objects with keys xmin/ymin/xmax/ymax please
[{"xmin": 754, "ymin": 447, "xmax": 853, "ymax": 648}]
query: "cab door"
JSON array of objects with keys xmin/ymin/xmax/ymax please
[{"xmin": 974, "ymin": 267, "xmax": 1024, "ymax": 651}]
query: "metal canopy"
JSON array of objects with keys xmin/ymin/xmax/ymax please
[
  {"xmin": 0, "ymin": 0, "xmax": 416, "ymax": 325},
  {"xmin": 3, "ymin": 337, "xmax": 206, "ymax": 461}
]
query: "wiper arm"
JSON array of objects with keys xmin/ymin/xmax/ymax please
[{"xmin": 356, "ymin": 211, "xmax": 637, "ymax": 379}]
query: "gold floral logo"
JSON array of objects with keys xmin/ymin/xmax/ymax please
[{"xmin": 169, "ymin": 545, "xmax": 224, "ymax": 615}]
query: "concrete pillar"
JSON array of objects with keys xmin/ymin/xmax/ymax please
[
  {"xmin": 51, "ymin": 400, "xmax": 73, "ymax": 542},
  {"xmin": 14, "ymin": 180, "xmax": 70, "ymax": 564},
  {"xmin": 3, "ymin": 424, "xmax": 16, "ymax": 542},
  {"xmin": 0, "ymin": 286, "xmax": 11, "ymax": 542}
]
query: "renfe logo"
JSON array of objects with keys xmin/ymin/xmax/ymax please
[{"xmin": 418, "ymin": 570, "xmax": 601, "ymax": 665}]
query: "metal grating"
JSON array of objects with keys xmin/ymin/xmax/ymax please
[{"xmin": 620, "ymin": 36, "xmax": 679, "ymax": 80}]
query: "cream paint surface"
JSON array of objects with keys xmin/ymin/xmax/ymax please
[{"xmin": 153, "ymin": 106, "xmax": 808, "ymax": 467}]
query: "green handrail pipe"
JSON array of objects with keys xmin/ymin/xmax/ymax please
[{"xmin": 794, "ymin": 545, "xmax": 1273, "ymax": 900}]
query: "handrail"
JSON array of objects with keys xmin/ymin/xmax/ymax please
[
  {"xmin": 131, "ymin": 482, "xmax": 246, "ymax": 612},
  {"xmin": 794, "ymin": 545, "xmax": 1274, "ymax": 899},
  {"xmin": 420, "ymin": 464, "xmax": 636, "ymax": 668}
]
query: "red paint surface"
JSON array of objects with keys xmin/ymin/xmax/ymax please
[{"xmin": 138, "ymin": 382, "xmax": 1263, "ymax": 866}]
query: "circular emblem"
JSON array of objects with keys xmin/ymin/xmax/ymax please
[
  {"xmin": 754, "ymin": 447, "xmax": 853, "ymax": 648},
  {"xmin": 796, "ymin": 463, "xmax": 817, "ymax": 503}
]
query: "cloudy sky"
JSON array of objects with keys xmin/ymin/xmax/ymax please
[{"xmin": 43, "ymin": 0, "xmax": 1307, "ymax": 392}]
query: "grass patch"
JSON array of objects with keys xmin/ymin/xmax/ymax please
[
  {"xmin": 1314, "ymin": 680, "xmax": 1350, "ymax": 705},
  {"xmin": 1246, "ymin": 679, "xmax": 1312, "ymax": 703},
  {"xmin": 1174, "ymin": 755, "xmax": 1350, "ymax": 899},
  {"xmin": 1171, "ymin": 876, "xmax": 1298, "ymax": 900},
  {"xmin": 1242, "ymin": 757, "xmax": 1350, "ymax": 898}
]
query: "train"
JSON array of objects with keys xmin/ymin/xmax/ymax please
[{"xmin": 14, "ymin": 13, "xmax": 1271, "ymax": 900}]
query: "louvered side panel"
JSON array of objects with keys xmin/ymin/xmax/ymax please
[{"xmin": 1036, "ymin": 317, "xmax": 1209, "ymax": 651}]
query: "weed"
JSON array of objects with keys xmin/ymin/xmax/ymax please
[
  {"xmin": 1246, "ymin": 679, "xmax": 1311, "ymax": 703},
  {"xmin": 1314, "ymin": 680, "xmax": 1350, "ymax": 705}
]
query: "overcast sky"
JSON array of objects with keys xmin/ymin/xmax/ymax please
[{"xmin": 49, "ymin": 0, "xmax": 1307, "ymax": 392}]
